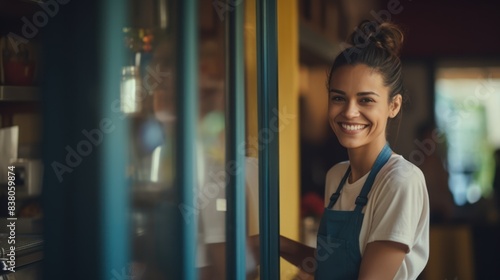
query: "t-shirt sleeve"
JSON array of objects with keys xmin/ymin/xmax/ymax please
[{"xmin": 366, "ymin": 164, "xmax": 428, "ymax": 252}]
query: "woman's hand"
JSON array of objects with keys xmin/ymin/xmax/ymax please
[{"xmin": 248, "ymin": 235, "xmax": 317, "ymax": 275}]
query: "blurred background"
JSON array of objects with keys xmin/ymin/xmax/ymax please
[{"xmin": 0, "ymin": 0, "xmax": 499, "ymax": 279}]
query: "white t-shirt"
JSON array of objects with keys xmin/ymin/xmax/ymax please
[{"xmin": 324, "ymin": 154, "xmax": 429, "ymax": 280}]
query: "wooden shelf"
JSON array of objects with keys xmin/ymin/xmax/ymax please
[{"xmin": 0, "ymin": 86, "xmax": 38, "ymax": 102}]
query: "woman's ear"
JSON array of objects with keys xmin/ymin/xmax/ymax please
[{"xmin": 389, "ymin": 94, "xmax": 402, "ymax": 118}]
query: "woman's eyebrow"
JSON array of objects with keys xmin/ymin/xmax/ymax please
[
  {"xmin": 358, "ymin": 91, "xmax": 380, "ymax": 97},
  {"xmin": 329, "ymin": 88, "xmax": 380, "ymax": 97},
  {"xmin": 329, "ymin": 88, "xmax": 346, "ymax": 95}
]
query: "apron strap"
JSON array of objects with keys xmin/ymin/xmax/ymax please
[
  {"xmin": 327, "ymin": 166, "xmax": 351, "ymax": 209},
  {"xmin": 354, "ymin": 144, "xmax": 392, "ymax": 212}
]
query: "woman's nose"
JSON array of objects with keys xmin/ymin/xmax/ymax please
[{"xmin": 342, "ymin": 101, "xmax": 360, "ymax": 118}]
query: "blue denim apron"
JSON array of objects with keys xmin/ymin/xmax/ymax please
[{"xmin": 315, "ymin": 144, "xmax": 392, "ymax": 280}]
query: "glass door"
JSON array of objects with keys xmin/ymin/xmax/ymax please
[{"xmin": 41, "ymin": 0, "xmax": 290, "ymax": 279}]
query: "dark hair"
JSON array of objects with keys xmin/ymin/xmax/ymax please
[{"xmin": 327, "ymin": 20, "xmax": 405, "ymax": 104}]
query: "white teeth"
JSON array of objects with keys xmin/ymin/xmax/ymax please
[{"xmin": 341, "ymin": 124, "xmax": 366, "ymax": 131}]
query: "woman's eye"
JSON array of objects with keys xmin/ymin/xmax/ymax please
[
  {"xmin": 360, "ymin": 98, "xmax": 374, "ymax": 103},
  {"xmin": 331, "ymin": 96, "xmax": 345, "ymax": 102}
]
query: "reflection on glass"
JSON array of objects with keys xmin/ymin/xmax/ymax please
[
  {"xmin": 121, "ymin": 0, "xmax": 261, "ymax": 278},
  {"xmin": 120, "ymin": 66, "xmax": 140, "ymax": 114},
  {"xmin": 196, "ymin": 1, "xmax": 261, "ymax": 279},
  {"xmin": 122, "ymin": 0, "xmax": 178, "ymax": 279}
]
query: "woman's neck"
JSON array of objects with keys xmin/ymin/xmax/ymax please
[{"xmin": 347, "ymin": 138, "xmax": 388, "ymax": 183}]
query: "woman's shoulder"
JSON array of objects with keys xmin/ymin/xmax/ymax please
[
  {"xmin": 378, "ymin": 154, "xmax": 426, "ymax": 188},
  {"xmin": 386, "ymin": 154, "xmax": 424, "ymax": 176}
]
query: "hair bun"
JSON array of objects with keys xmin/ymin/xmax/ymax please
[{"xmin": 348, "ymin": 20, "xmax": 404, "ymax": 56}]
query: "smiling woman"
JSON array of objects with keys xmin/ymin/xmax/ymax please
[
  {"xmin": 277, "ymin": 21, "xmax": 430, "ymax": 280},
  {"xmin": 328, "ymin": 64, "xmax": 402, "ymax": 158}
]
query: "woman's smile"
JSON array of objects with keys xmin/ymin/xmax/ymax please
[{"xmin": 338, "ymin": 122, "xmax": 370, "ymax": 134}]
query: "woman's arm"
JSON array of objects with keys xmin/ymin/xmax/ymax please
[
  {"xmin": 358, "ymin": 241, "xmax": 407, "ymax": 280},
  {"xmin": 280, "ymin": 235, "xmax": 316, "ymax": 275},
  {"xmin": 248, "ymin": 235, "xmax": 316, "ymax": 275}
]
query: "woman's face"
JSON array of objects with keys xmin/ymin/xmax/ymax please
[{"xmin": 328, "ymin": 64, "xmax": 401, "ymax": 150}]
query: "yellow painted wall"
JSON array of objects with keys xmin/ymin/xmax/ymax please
[
  {"xmin": 245, "ymin": 0, "xmax": 301, "ymax": 278},
  {"xmin": 277, "ymin": 0, "xmax": 300, "ymax": 278}
]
